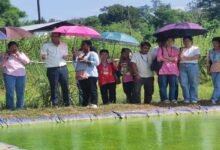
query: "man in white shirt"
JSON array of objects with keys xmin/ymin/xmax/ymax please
[
  {"xmin": 40, "ymin": 32, "xmax": 70, "ymax": 107},
  {"xmin": 131, "ymin": 41, "xmax": 154, "ymax": 104}
]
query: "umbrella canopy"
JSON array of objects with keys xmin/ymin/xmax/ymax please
[
  {"xmin": 0, "ymin": 27, "xmax": 32, "ymax": 40},
  {"xmin": 153, "ymin": 22, "xmax": 208, "ymax": 38},
  {"xmin": 52, "ymin": 25, "xmax": 101, "ymax": 38},
  {"xmin": 100, "ymin": 32, "xmax": 139, "ymax": 46},
  {"xmin": 0, "ymin": 31, "xmax": 7, "ymax": 40}
]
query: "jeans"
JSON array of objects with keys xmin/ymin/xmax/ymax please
[
  {"xmin": 79, "ymin": 77, "xmax": 98, "ymax": 106},
  {"xmin": 47, "ymin": 66, "xmax": 70, "ymax": 106},
  {"xmin": 123, "ymin": 81, "xmax": 135, "ymax": 103},
  {"xmin": 3, "ymin": 74, "xmax": 26, "ymax": 110},
  {"xmin": 211, "ymin": 72, "xmax": 220, "ymax": 101},
  {"xmin": 158, "ymin": 75, "xmax": 177, "ymax": 101},
  {"xmin": 100, "ymin": 83, "xmax": 116, "ymax": 104},
  {"xmin": 179, "ymin": 64, "xmax": 199, "ymax": 102},
  {"xmin": 134, "ymin": 77, "xmax": 154, "ymax": 104}
]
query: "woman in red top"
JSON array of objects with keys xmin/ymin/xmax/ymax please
[{"xmin": 97, "ymin": 49, "xmax": 117, "ymax": 104}]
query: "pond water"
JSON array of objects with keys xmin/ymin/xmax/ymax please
[{"xmin": 0, "ymin": 114, "xmax": 220, "ymax": 150}]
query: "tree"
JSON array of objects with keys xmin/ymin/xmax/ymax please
[
  {"xmin": 83, "ymin": 16, "xmax": 101, "ymax": 26},
  {"xmin": 191, "ymin": 0, "xmax": 220, "ymax": 20},
  {"xmin": 98, "ymin": 4, "xmax": 142, "ymax": 28},
  {"xmin": 0, "ymin": 0, "xmax": 26, "ymax": 27},
  {"xmin": 151, "ymin": 4, "xmax": 195, "ymax": 28}
]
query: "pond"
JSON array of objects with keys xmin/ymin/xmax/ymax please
[{"xmin": 0, "ymin": 114, "xmax": 220, "ymax": 150}]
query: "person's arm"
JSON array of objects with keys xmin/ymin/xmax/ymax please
[
  {"xmin": 157, "ymin": 48, "xmax": 168, "ymax": 62},
  {"xmin": 181, "ymin": 48, "xmax": 201, "ymax": 61},
  {"xmin": 63, "ymin": 44, "xmax": 69, "ymax": 60},
  {"xmin": 84, "ymin": 52, "xmax": 100, "ymax": 66},
  {"xmin": 40, "ymin": 44, "xmax": 47, "ymax": 60},
  {"xmin": 131, "ymin": 62, "xmax": 141, "ymax": 81},
  {"xmin": 207, "ymin": 51, "xmax": 211, "ymax": 74},
  {"xmin": 171, "ymin": 49, "xmax": 179, "ymax": 63},
  {"xmin": 16, "ymin": 52, "xmax": 30, "ymax": 65}
]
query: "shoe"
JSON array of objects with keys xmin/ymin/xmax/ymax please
[
  {"xmin": 211, "ymin": 100, "xmax": 216, "ymax": 105},
  {"xmin": 90, "ymin": 104, "xmax": 98, "ymax": 109},
  {"xmin": 171, "ymin": 100, "xmax": 178, "ymax": 104},
  {"xmin": 163, "ymin": 100, "xmax": 170, "ymax": 104},
  {"xmin": 191, "ymin": 101, "xmax": 198, "ymax": 104},
  {"xmin": 184, "ymin": 100, "xmax": 190, "ymax": 104}
]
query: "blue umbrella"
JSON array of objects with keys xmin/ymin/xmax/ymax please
[
  {"xmin": 0, "ymin": 31, "xmax": 7, "ymax": 40},
  {"xmin": 101, "ymin": 32, "xmax": 139, "ymax": 46},
  {"xmin": 98, "ymin": 32, "xmax": 139, "ymax": 57}
]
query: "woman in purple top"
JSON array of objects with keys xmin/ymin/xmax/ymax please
[
  {"xmin": 1, "ymin": 41, "xmax": 30, "ymax": 110},
  {"xmin": 118, "ymin": 48, "xmax": 134, "ymax": 103}
]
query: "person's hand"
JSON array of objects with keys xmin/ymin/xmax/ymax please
[
  {"xmin": 4, "ymin": 53, "xmax": 9, "ymax": 59},
  {"xmin": 41, "ymin": 54, "xmax": 47, "ymax": 60},
  {"xmin": 107, "ymin": 58, "xmax": 113, "ymax": 63},
  {"xmin": 134, "ymin": 75, "xmax": 141, "ymax": 81},
  {"xmin": 63, "ymin": 55, "xmax": 69, "ymax": 60},
  {"xmin": 164, "ymin": 57, "xmax": 173, "ymax": 62}
]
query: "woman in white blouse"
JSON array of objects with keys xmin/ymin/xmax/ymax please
[{"xmin": 179, "ymin": 36, "xmax": 200, "ymax": 104}]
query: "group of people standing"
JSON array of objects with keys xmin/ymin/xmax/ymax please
[{"xmin": 1, "ymin": 32, "xmax": 220, "ymax": 110}]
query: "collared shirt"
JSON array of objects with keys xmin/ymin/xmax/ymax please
[
  {"xmin": 2, "ymin": 52, "xmax": 30, "ymax": 76},
  {"xmin": 40, "ymin": 42, "xmax": 68, "ymax": 68},
  {"xmin": 131, "ymin": 51, "xmax": 153, "ymax": 78}
]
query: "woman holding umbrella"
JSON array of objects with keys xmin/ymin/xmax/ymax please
[
  {"xmin": 179, "ymin": 36, "xmax": 200, "ymax": 104},
  {"xmin": 157, "ymin": 38, "xmax": 179, "ymax": 104}
]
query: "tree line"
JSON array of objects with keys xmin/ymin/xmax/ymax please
[{"xmin": 0, "ymin": 0, "xmax": 219, "ymax": 41}]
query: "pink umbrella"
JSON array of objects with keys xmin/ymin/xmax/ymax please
[
  {"xmin": 52, "ymin": 25, "xmax": 101, "ymax": 38},
  {"xmin": 0, "ymin": 27, "xmax": 32, "ymax": 40}
]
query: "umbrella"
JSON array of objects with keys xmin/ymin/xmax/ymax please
[
  {"xmin": 100, "ymin": 32, "xmax": 139, "ymax": 46},
  {"xmin": 153, "ymin": 22, "xmax": 208, "ymax": 38},
  {"xmin": 0, "ymin": 27, "xmax": 32, "ymax": 40},
  {"xmin": 95, "ymin": 32, "xmax": 139, "ymax": 58},
  {"xmin": 52, "ymin": 25, "xmax": 101, "ymax": 38},
  {"xmin": 0, "ymin": 31, "xmax": 7, "ymax": 40}
]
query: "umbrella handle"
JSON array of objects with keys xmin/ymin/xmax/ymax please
[{"xmin": 111, "ymin": 43, "xmax": 116, "ymax": 58}]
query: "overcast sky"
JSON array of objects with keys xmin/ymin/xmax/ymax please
[{"xmin": 11, "ymin": 0, "xmax": 192, "ymax": 21}]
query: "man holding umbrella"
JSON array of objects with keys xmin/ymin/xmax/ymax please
[{"xmin": 40, "ymin": 32, "xmax": 70, "ymax": 107}]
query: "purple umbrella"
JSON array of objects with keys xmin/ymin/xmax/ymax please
[
  {"xmin": 153, "ymin": 22, "xmax": 208, "ymax": 38},
  {"xmin": 0, "ymin": 31, "xmax": 7, "ymax": 40}
]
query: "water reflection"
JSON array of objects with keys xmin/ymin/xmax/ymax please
[{"xmin": 0, "ymin": 114, "xmax": 220, "ymax": 150}]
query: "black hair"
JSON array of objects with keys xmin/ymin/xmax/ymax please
[
  {"xmin": 8, "ymin": 41, "xmax": 18, "ymax": 48},
  {"xmin": 99, "ymin": 49, "xmax": 109, "ymax": 55},
  {"xmin": 121, "ymin": 48, "xmax": 131, "ymax": 54},
  {"xmin": 90, "ymin": 46, "xmax": 97, "ymax": 52},
  {"xmin": 212, "ymin": 37, "xmax": 220, "ymax": 43},
  {"xmin": 140, "ymin": 41, "xmax": 151, "ymax": 48},
  {"xmin": 183, "ymin": 36, "xmax": 193, "ymax": 42},
  {"xmin": 51, "ymin": 32, "xmax": 61, "ymax": 37},
  {"xmin": 82, "ymin": 40, "xmax": 92, "ymax": 46}
]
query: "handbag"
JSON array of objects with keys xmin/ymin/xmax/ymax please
[{"xmin": 151, "ymin": 48, "xmax": 163, "ymax": 72}]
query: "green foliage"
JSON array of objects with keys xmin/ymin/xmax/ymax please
[
  {"xmin": 98, "ymin": 4, "xmax": 141, "ymax": 28},
  {"xmin": 0, "ymin": 0, "xmax": 26, "ymax": 27}
]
